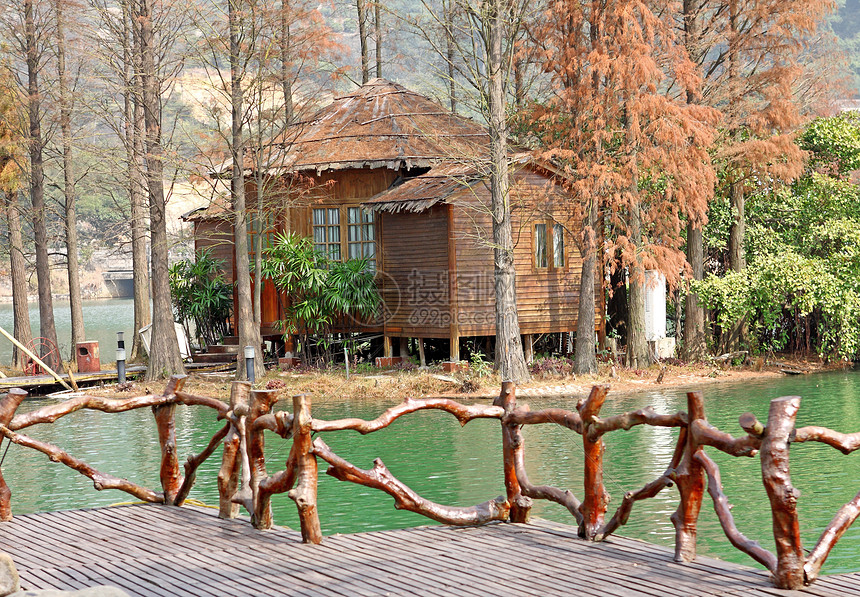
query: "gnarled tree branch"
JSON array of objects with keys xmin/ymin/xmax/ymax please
[
  {"xmin": 805, "ymin": 489, "xmax": 860, "ymax": 583},
  {"xmin": 695, "ymin": 450, "xmax": 777, "ymax": 572},
  {"xmin": 0, "ymin": 423, "xmax": 161, "ymax": 503},
  {"xmin": 794, "ymin": 427, "xmax": 860, "ymax": 455},
  {"xmin": 312, "ymin": 397, "xmax": 503, "ymax": 433},
  {"xmin": 588, "ymin": 408, "xmax": 688, "ymax": 441},
  {"xmin": 313, "ymin": 438, "xmax": 510, "ymax": 525},
  {"xmin": 175, "ymin": 422, "xmax": 231, "ymax": 506},
  {"xmin": 506, "ymin": 407, "xmax": 583, "ymax": 433}
]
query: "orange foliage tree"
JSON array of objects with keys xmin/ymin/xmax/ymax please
[{"xmin": 527, "ymin": 0, "xmax": 717, "ymax": 369}]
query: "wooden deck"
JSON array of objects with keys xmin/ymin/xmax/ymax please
[
  {"xmin": 0, "ymin": 366, "xmax": 147, "ymax": 393},
  {"xmin": 2, "ymin": 505, "xmax": 860, "ymax": 596}
]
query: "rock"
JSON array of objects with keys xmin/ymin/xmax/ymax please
[
  {"xmin": 0, "ymin": 552, "xmax": 20, "ymax": 597},
  {"xmin": 10, "ymin": 587, "xmax": 131, "ymax": 597}
]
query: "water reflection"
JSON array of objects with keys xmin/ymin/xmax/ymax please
[{"xmin": 3, "ymin": 369, "xmax": 860, "ymax": 574}]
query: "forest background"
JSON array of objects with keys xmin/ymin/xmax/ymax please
[{"xmin": 0, "ymin": 0, "xmax": 859, "ymax": 375}]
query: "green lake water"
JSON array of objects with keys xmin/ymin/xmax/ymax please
[
  {"xmin": 0, "ymin": 299, "xmax": 135, "ymax": 366},
  {"xmin": 3, "ymin": 369, "xmax": 860, "ymax": 575}
]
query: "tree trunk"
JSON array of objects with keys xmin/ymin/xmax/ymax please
[
  {"xmin": 56, "ymin": 0, "xmax": 86, "ymax": 362},
  {"xmin": 4, "ymin": 191, "xmax": 32, "ymax": 371},
  {"xmin": 280, "ymin": 0, "xmax": 293, "ymax": 125},
  {"xmin": 626, "ymin": 182, "xmax": 650, "ymax": 369},
  {"xmin": 230, "ymin": 0, "xmax": 264, "ymax": 382},
  {"xmin": 682, "ymin": 0, "xmax": 707, "ymax": 362},
  {"xmin": 141, "ymin": 0, "xmax": 184, "ymax": 380},
  {"xmin": 486, "ymin": 0, "xmax": 528, "ymax": 383},
  {"xmin": 684, "ymin": 222, "xmax": 707, "ymax": 360},
  {"xmin": 129, "ymin": 0, "xmax": 151, "ymax": 363},
  {"xmin": 574, "ymin": 200, "xmax": 598, "ymax": 375},
  {"xmin": 374, "ymin": 0, "xmax": 382, "ymax": 78},
  {"xmin": 356, "ymin": 0, "xmax": 370, "ymax": 84},
  {"xmin": 444, "ymin": 1, "xmax": 456, "ymax": 113},
  {"xmin": 25, "ymin": 0, "xmax": 59, "ymax": 370},
  {"xmin": 728, "ymin": 177, "xmax": 745, "ymax": 272}
]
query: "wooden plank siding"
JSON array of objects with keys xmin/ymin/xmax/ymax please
[
  {"xmin": 377, "ymin": 204, "xmax": 450, "ymax": 338},
  {"xmin": 445, "ymin": 168, "xmax": 601, "ymax": 337}
]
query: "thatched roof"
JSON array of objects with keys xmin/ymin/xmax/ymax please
[
  {"xmin": 363, "ymin": 163, "xmax": 484, "ymax": 213},
  {"xmin": 364, "ymin": 153, "xmax": 564, "ymax": 214},
  {"xmin": 214, "ymin": 79, "xmax": 490, "ymax": 176}
]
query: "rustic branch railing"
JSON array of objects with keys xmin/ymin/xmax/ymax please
[{"xmin": 1, "ymin": 378, "xmax": 860, "ymax": 589}]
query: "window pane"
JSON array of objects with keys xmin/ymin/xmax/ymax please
[
  {"xmin": 328, "ymin": 208, "xmax": 340, "ymax": 224},
  {"xmin": 313, "ymin": 208, "xmax": 325, "ymax": 226},
  {"xmin": 553, "ymin": 223, "xmax": 565, "ymax": 268},
  {"xmin": 329, "ymin": 245, "xmax": 341, "ymax": 261},
  {"xmin": 329, "ymin": 225, "xmax": 340, "ymax": 242},
  {"xmin": 313, "ymin": 227, "xmax": 326, "ymax": 243},
  {"xmin": 364, "ymin": 224, "xmax": 374, "ymax": 241},
  {"xmin": 535, "ymin": 224, "xmax": 547, "ymax": 268}
]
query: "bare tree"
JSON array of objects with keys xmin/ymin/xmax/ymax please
[
  {"xmin": 55, "ymin": 0, "xmax": 86, "ymax": 361},
  {"xmin": 140, "ymin": 0, "xmax": 184, "ymax": 379},
  {"xmin": 24, "ymin": 0, "xmax": 61, "ymax": 369},
  {"xmin": 0, "ymin": 72, "xmax": 33, "ymax": 370}
]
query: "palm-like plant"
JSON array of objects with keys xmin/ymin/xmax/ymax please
[
  {"xmin": 169, "ymin": 249, "xmax": 233, "ymax": 347},
  {"xmin": 260, "ymin": 232, "xmax": 379, "ymax": 363}
]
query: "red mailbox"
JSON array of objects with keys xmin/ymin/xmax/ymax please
[{"xmin": 76, "ymin": 341, "xmax": 101, "ymax": 373}]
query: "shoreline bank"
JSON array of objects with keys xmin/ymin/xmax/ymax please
[{"xmin": 85, "ymin": 355, "xmax": 853, "ymax": 403}]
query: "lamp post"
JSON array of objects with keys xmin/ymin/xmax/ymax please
[
  {"xmin": 116, "ymin": 332, "xmax": 126, "ymax": 383},
  {"xmin": 245, "ymin": 345, "xmax": 256, "ymax": 384}
]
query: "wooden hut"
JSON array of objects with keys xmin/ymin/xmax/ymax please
[{"xmin": 187, "ymin": 78, "xmax": 603, "ymax": 363}]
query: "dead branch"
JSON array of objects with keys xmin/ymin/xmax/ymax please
[
  {"xmin": 761, "ymin": 396, "xmax": 804, "ymax": 590},
  {"xmin": 290, "ymin": 395, "xmax": 322, "ymax": 543},
  {"xmin": 579, "ymin": 385, "xmax": 609, "ymax": 539},
  {"xmin": 0, "ymin": 389, "xmax": 27, "ymax": 425},
  {"xmin": 511, "ymin": 427, "xmax": 582, "ymax": 524},
  {"xmin": 175, "ymin": 422, "xmax": 231, "ymax": 506},
  {"xmin": 672, "ymin": 392, "xmax": 706, "ymax": 563},
  {"xmin": 588, "ymin": 408, "xmax": 688, "ymax": 441},
  {"xmin": 0, "ymin": 423, "xmax": 161, "ymax": 503},
  {"xmin": 794, "ymin": 427, "xmax": 860, "ymax": 455},
  {"xmin": 690, "ymin": 420, "xmax": 761, "ymax": 457},
  {"xmin": 252, "ymin": 411, "xmax": 293, "ymax": 438},
  {"xmin": 596, "ymin": 427, "xmax": 687, "ymax": 542},
  {"xmin": 174, "ymin": 390, "xmax": 230, "ymax": 416},
  {"xmin": 9, "ymin": 393, "xmax": 171, "ymax": 431},
  {"xmin": 695, "ymin": 450, "xmax": 777, "ymax": 572},
  {"xmin": 804, "ymin": 489, "xmax": 860, "ymax": 583},
  {"xmin": 496, "ymin": 382, "xmax": 531, "ymax": 522},
  {"xmin": 153, "ymin": 376, "xmax": 186, "ymax": 505},
  {"xmin": 312, "ymin": 397, "xmax": 504, "ymax": 433},
  {"xmin": 0, "ymin": 389, "xmax": 26, "ymax": 520},
  {"xmin": 506, "ymin": 406, "xmax": 583, "ymax": 433},
  {"xmin": 246, "ymin": 389, "xmax": 280, "ymax": 528},
  {"xmin": 313, "ymin": 437, "xmax": 510, "ymax": 525},
  {"xmin": 255, "ymin": 449, "xmax": 298, "ymax": 530}
]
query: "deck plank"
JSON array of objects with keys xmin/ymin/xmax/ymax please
[{"xmin": 0, "ymin": 504, "xmax": 857, "ymax": 596}]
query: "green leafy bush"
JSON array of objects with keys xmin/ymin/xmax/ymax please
[
  {"xmin": 260, "ymin": 232, "xmax": 380, "ymax": 362},
  {"xmin": 169, "ymin": 249, "xmax": 233, "ymax": 347}
]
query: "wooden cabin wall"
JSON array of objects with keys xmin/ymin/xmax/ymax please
[
  {"xmin": 274, "ymin": 168, "xmax": 398, "ymax": 335},
  {"xmin": 449, "ymin": 170, "xmax": 602, "ymax": 337},
  {"xmin": 284, "ymin": 168, "xmax": 400, "ymax": 238},
  {"xmin": 377, "ymin": 204, "xmax": 450, "ymax": 338},
  {"xmin": 194, "ymin": 219, "xmax": 235, "ymax": 280}
]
